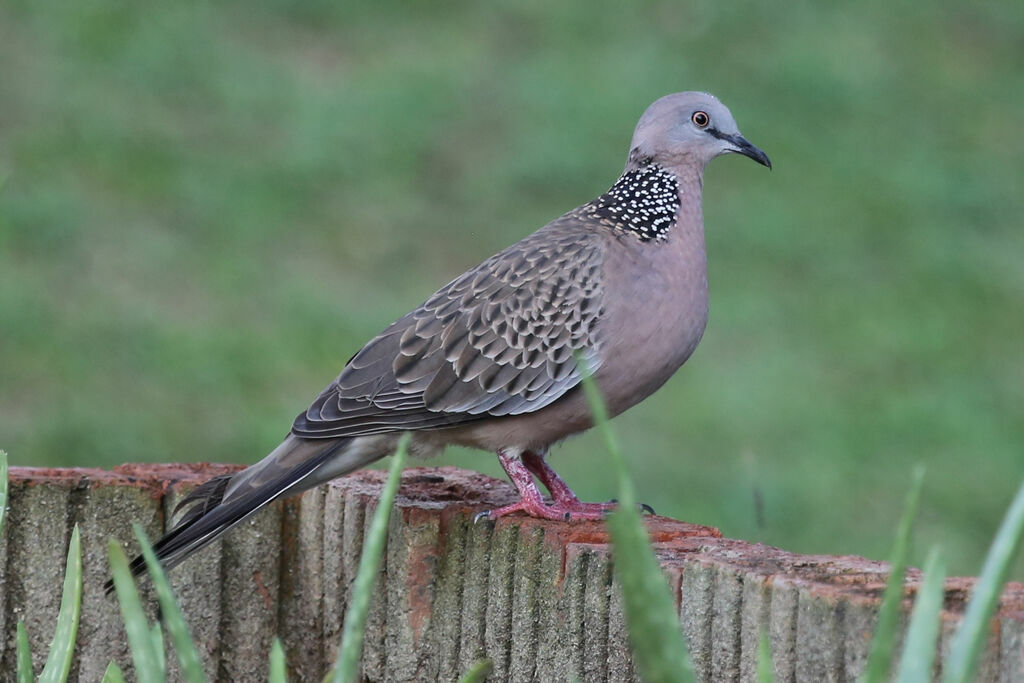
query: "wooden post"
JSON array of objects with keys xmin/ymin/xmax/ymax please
[{"xmin": 0, "ymin": 464, "xmax": 1021, "ymax": 681}]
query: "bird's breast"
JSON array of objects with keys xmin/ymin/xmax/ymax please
[{"xmin": 593, "ymin": 221, "xmax": 709, "ymax": 417}]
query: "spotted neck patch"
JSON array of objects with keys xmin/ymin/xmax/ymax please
[{"xmin": 578, "ymin": 161, "xmax": 680, "ymax": 242}]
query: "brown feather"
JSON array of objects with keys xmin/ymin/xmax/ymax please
[{"xmin": 292, "ymin": 219, "xmax": 608, "ymax": 438}]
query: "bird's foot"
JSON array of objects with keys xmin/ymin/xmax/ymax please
[
  {"xmin": 518, "ymin": 450, "xmax": 655, "ymax": 518},
  {"xmin": 483, "ymin": 448, "xmax": 655, "ymax": 524},
  {"xmin": 604, "ymin": 498, "xmax": 657, "ymax": 515},
  {"xmin": 554, "ymin": 498, "xmax": 656, "ymax": 517},
  {"xmin": 475, "ymin": 497, "xmax": 604, "ymax": 523},
  {"xmin": 473, "ymin": 498, "xmax": 655, "ymax": 524}
]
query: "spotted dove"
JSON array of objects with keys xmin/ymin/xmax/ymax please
[{"xmin": 123, "ymin": 91, "xmax": 770, "ymax": 579}]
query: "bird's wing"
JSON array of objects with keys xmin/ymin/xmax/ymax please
[
  {"xmin": 292, "ymin": 222, "xmax": 606, "ymax": 438},
  {"xmin": 120, "ymin": 223, "xmax": 607, "ymax": 583}
]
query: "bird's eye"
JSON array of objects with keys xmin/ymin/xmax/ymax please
[{"xmin": 691, "ymin": 111, "xmax": 710, "ymax": 128}]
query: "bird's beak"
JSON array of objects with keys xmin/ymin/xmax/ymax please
[
  {"xmin": 709, "ymin": 129, "xmax": 772, "ymax": 169},
  {"xmin": 726, "ymin": 134, "xmax": 771, "ymax": 169}
]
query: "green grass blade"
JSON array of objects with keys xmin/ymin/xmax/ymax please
[
  {"xmin": 107, "ymin": 538, "xmax": 163, "ymax": 682},
  {"xmin": 757, "ymin": 630, "xmax": 775, "ymax": 683},
  {"xmin": 331, "ymin": 433, "xmax": 409, "ymax": 683},
  {"xmin": 16, "ymin": 621, "xmax": 33, "ymax": 683},
  {"xmin": 133, "ymin": 524, "xmax": 207, "ymax": 683},
  {"xmin": 895, "ymin": 547, "xmax": 946, "ymax": 683},
  {"xmin": 457, "ymin": 659, "xmax": 494, "ymax": 683},
  {"xmin": 101, "ymin": 662, "xmax": 127, "ymax": 683},
  {"xmin": 579, "ymin": 363, "xmax": 695, "ymax": 683},
  {"xmin": 269, "ymin": 638, "xmax": 288, "ymax": 683},
  {"xmin": 576, "ymin": 361, "xmax": 627, "ymax": 500},
  {"xmin": 604, "ymin": 505, "xmax": 695, "ymax": 683},
  {"xmin": 151, "ymin": 622, "xmax": 165, "ymax": 677},
  {"xmin": 862, "ymin": 466, "xmax": 925, "ymax": 683},
  {"xmin": 39, "ymin": 524, "xmax": 83, "ymax": 683},
  {"xmin": 943, "ymin": 479, "xmax": 1024, "ymax": 683},
  {"xmin": 0, "ymin": 450, "xmax": 8, "ymax": 535}
]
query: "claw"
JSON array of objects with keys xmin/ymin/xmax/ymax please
[
  {"xmin": 473, "ymin": 510, "xmax": 492, "ymax": 524},
  {"xmin": 603, "ymin": 498, "xmax": 654, "ymax": 515}
]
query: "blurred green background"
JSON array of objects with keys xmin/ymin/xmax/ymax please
[{"xmin": 1, "ymin": 0, "xmax": 1021, "ymax": 577}]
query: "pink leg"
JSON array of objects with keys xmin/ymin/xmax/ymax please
[
  {"xmin": 477, "ymin": 449, "xmax": 654, "ymax": 523},
  {"xmin": 521, "ymin": 450, "xmax": 589, "ymax": 506},
  {"xmin": 528, "ymin": 448, "xmax": 655, "ymax": 511},
  {"xmin": 476, "ymin": 448, "xmax": 591, "ymax": 522},
  {"xmin": 524, "ymin": 450, "xmax": 656, "ymax": 517}
]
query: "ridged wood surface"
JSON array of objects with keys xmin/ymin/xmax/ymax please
[{"xmin": 0, "ymin": 464, "xmax": 1021, "ymax": 682}]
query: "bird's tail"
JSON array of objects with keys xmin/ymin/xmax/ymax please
[{"xmin": 105, "ymin": 435, "xmax": 377, "ymax": 593}]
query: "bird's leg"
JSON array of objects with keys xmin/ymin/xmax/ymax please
[
  {"xmin": 476, "ymin": 448, "xmax": 606, "ymax": 522},
  {"xmin": 522, "ymin": 449, "xmax": 656, "ymax": 517},
  {"xmin": 521, "ymin": 449, "xmax": 590, "ymax": 508}
]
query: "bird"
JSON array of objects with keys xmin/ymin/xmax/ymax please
[{"xmin": 118, "ymin": 91, "xmax": 770, "ymax": 583}]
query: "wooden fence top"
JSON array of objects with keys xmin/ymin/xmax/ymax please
[{"xmin": 1, "ymin": 464, "xmax": 1022, "ymax": 681}]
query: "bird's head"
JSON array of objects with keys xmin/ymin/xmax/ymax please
[{"xmin": 628, "ymin": 91, "xmax": 771, "ymax": 172}]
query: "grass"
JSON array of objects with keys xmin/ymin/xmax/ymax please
[
  {"xmin": 107, "ymin": 539, "xmax": 165, "ymax": 681},
  {"xmin": 896, "ymin": 548, "xmax": 946, "ymax": 683},
  {"xmin": 456, "ymin": 659, "xmax": 495, "ymax": 683},
  {"xmin": 862, "ymin": 467, "xmax": 925, "ymax": 682},
  {"xmin": 0, "ymin": 0, "xmax": 1022, "ymax": 579},
  {"xmin": 942, "ymin": 480, "xmax": 1024, "ymax": 681},
  {"xmin": 16, "ymin": 622, "xmax": 32, "ymax": 683},
  {"xmin": 268, "ymin": 639, "xmax": 287, "ymax": 683},
  {"xmin": 330, "ymin": 434, "xmax": 409, "ymax": 683},
  {"xmin": 580, "ymin": 362, "xmax": 696, "ymax": 682},
  {"xmin": 134, "ymin": 524, "xmax": 206, "ymax": 682},
  {"xmin": 0, "ymin": 451, "xmax": 6, "ymax": 532},
  {"xmin": 38, "ymin": 525, "xmax": 83, "ymax": 683},
  {"xmin": 100, "ymin": 662, "xmax": 127, "ymax": 683},
  {"xmin": 10, "ymin": 519, "xmax": 83, "ymax": 683}
]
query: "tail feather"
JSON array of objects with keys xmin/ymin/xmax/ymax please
[
  {"xmin": 105, "ymin": 438, "xmax": 350, "ymax": 594},
  {"xmin": 173, "ymin": 473, "xmax": 232, "ymax": 518}
]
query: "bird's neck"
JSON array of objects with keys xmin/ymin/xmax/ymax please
[{"xmin": 577, "ymin": 154, "xmax": 702, "ymax": 243}]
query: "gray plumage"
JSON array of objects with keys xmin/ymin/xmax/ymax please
[{"xmin": 119, "ymin": 91, "xmax": 770, "ymax": 582}]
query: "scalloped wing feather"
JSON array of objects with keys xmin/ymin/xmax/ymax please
[{"xmin": 291, "ymin": 222, "xmax": 606, "ymax": 438}]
